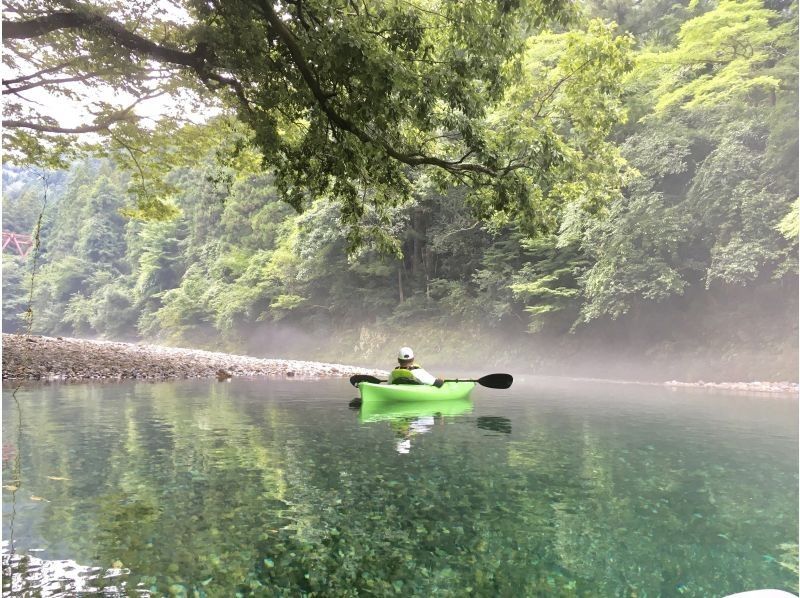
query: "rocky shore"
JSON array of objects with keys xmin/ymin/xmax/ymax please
[
  {"xmin": 664, "ymin": 379, "xmax": 798, "ymax": 395},
  {"xmin": 1, "ymin": 334, "xmax": 387, "ymax": 382}
]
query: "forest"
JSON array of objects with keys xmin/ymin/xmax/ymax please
[{"xmin": 2, "ymin": 0, "xmax": 798, "ymax": 381}]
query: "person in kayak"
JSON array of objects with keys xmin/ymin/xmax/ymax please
[{"xmin": 388, "ymin": 347, "xmax": 444, "ymax": 387}]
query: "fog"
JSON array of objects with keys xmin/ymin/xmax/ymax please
[{"xmin": 230, "ymin": 280, "xmax": 798, "ymax": 383}]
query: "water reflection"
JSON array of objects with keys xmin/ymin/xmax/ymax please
[
  {"xmin": 2, "ymin": 544, "xmax": 134, "ymax": 596},
  {"xmin": 358, "ymin": 398, "xmax": 473, "ymax": 454},
  {"xmin": 358, "ymin": 397, "xmax": 473, "ymax": 422},
  {"xmin": 2, "ymin": 379, "xmax": 797, "ymax": 596},
  {"xmin": 476, "ymin": 416, "xmax": 512, "ymax": 434}
]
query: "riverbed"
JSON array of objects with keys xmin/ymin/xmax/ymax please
[{"xmin": 3, "ymin": 377, "xmax": 797, "ymax": 596}]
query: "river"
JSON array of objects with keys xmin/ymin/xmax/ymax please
[{"xmin": 2, "ymin": 378, "xmax": 797, "ymax": 596}]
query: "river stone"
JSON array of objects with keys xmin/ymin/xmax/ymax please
[{"xmin": 2, "ymin": 333, "xmax": 387, "ymax": 383}]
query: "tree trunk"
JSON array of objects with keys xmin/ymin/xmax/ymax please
[{"xmin": 398, "ymin": 266, "xmax": 404, "ymax": 303}]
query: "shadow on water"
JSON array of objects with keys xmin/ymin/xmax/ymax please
[{"xmin": 476, "ymin": 416, "xmax": 512, "ymax": 434}]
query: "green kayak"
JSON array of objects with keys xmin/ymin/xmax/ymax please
[
  {"xmin": 360, "ymin": 397, "xmax": 473, "ymax": 423},
  {"xmin": 357, "ymin": 381, "xmax": 476, "ymax": 403}
]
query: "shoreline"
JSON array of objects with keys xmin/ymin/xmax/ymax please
[
  {"xmin": 1, "ymin": 334, "xmax": 386, "ymax": 382},
  {"xmin": 543, "ymin": 375, "xmax": 798, "ymax": 396},
  {"xmin": 2, "ymin": 334, "xmax": 796, "ymax": 395},
  {"xmin": 663, "ymin": 379, "xmax": 798, "ymax": 395}
]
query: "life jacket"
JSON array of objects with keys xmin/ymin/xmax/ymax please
[{"xmin": 389, "ymin": 364, "xmax": 422, "ymax": 385}]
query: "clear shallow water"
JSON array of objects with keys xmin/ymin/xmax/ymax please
[{"xmin": 2, "ymin": 378, "xmax": 797, "ymax": 597}]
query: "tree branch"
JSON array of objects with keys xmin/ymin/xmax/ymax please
[
  {"xmin": 3, "ymin": 9, "xmax": 251, "ymax": 110},
  {"xmin": 532, "ymin": 59, "xmax": 592, "ymax": 120},
  {"xmin": 440, "ymin": 220, "xmax": 482, "ymax": 239},
  {"xmin": 5, "ymin": 3, "xmax": 518, "ymax": 179},
  {"xmin": 3, "ymin": 11, "xmax": 196, "ymax": 66},
  {"xmin": 3, "ymin": 11, "xmax": 98, "ymax": 39},
  {"xmin": 257, "ymin": 0, "xmax": 501, "ymax": 177},
  {"xmin": 2, "ymin": 61, "xmax": 76, "ymax": 85},
  {"xmin": 2, "ymin": 93, "xmax": 162, "ymax": 133},
  {"xmin": 5, "ymin": 71, "xmax": 106, "ymax": 93},
  {"xmin": 3, "ymin": 119, "xmax": 122, "ymax": 134}
]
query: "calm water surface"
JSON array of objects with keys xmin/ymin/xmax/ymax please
[{"xmin": 2, "ymin": 378, "xmax": 797, "ymax": 597}]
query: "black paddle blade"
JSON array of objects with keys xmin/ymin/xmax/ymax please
[
  {"xmin": 349, "ymin": 374, "xmax": 383, "ymax": 387},
  {"xmin": 476, "ymin": 373, "xmax": 513, "ymax": 389}
]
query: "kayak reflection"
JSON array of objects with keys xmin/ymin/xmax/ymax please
[
  {"xmin": 359, "ymin": 398, "xmax": 474, "ymax": 454},
  {"xmin": 359, "ymin": 397, "xmax": 474, "ymax": 422}
]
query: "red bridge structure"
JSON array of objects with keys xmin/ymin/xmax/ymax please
[{"xmin": 2, "ymin": 231, "xmax": 34, "ymax": 257}]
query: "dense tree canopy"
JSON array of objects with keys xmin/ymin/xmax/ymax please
[{"xmin": 3, "ymin": 0, "xmax": 600, "ymax": 238}]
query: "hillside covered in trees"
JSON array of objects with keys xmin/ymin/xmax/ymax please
[{"xmin": 2, "ymin": 0, "xmax": 798, "ymax": 381}]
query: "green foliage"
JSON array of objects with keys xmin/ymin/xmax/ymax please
[
  {"xmin": 580, "ymin": 192, "xmax": 690, "ymax": 321},
  {"xmin": 509, "ymin": 237, "xmax": 586, "ymax": 332},
  {"xmin": 777, "ymin": 199, "xmax": 799, "ymax": 241},
  {"xmin": 2, "ymin": 0, "xmax": 796, "ymax": 354},
  {"xmin": 4, "ymin": 0, "xmax": 583, "ymax": 235},
  {"xmin": 640, "ymin": 0, "xmax": 796, "ymax": 111},
  {"xmin": 477, "ymin": 19, "xmax": 635, "ymax": 232},
  {"xmin": 2, "ymin": 255, "xmax": 30, "ymax": 332},
  {"xmin": 155, "ymin": 263, "xmax": 216, "ymax": 343},
  {"xmin": 584, "ymin": 0, "xmax": 692, "ymax": 44},
  {"xmin": 572, "ymin": 0, "xmax": 798, "ymax": 322}
]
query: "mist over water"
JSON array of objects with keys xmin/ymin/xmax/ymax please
[
  {"xmin": 234, "ymin": 290, "xmax": 799, "ymax": 383},
  {"xmin": 192, "ymin": 274, "xmax": 797, "ymax": 384}
]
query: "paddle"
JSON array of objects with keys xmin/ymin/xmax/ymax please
[
  {"xmin": 445, "ymin": 373, "xmax": 513, "ymax": 389},
  {"xmin": 349, "ymin": 373, "xmax": 513, "ymax": 389}
]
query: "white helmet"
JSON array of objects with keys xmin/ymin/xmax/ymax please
[{"xmin": 398, "ymin": 346, "xmax": 414, "ymax": 360}]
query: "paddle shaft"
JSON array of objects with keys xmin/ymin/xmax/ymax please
[{"xmin": 350, "ymin": 373, "xmax": 512, "ymax": 389}]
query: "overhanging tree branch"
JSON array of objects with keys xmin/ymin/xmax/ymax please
[
  {"xmin": 3, "ymin": 61, "xmax": 78, "ymax": 85},
  {"xmin": 3, "ymin": 11, "xmax": 197, "ymax": 66},
  {"xmin": 5, "ymin": 71, "xmax": 106, "ymax": 93},
  {"xmin": 4, "ymin": 2, "xmax": 520, "ymax": 179},
  {"xmin": 3, "ymin": 11, "xmax": 100, "ymax": 39},
  {"xmin": 3, "ymin": 8, "xmax": 252, "ymax": 112},
  {"xmin": 3, "ymin": 119, "xmax": 122, "ymax": 134},
  {"xmin": 257, "ymin": 0, "xmax": 504, "ymax": 177},
  {"xmin": 3, "ymin": 93, "xmax": 162, "ymax": 133}
]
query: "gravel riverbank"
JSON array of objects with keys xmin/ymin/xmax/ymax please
[
  {"xmin": 664, "ymin": 379, "xmax": 798, "ymax": 395},
  {"xmin": 1, "ymin": 334, "xmax": 387, "ymax": 382}
]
